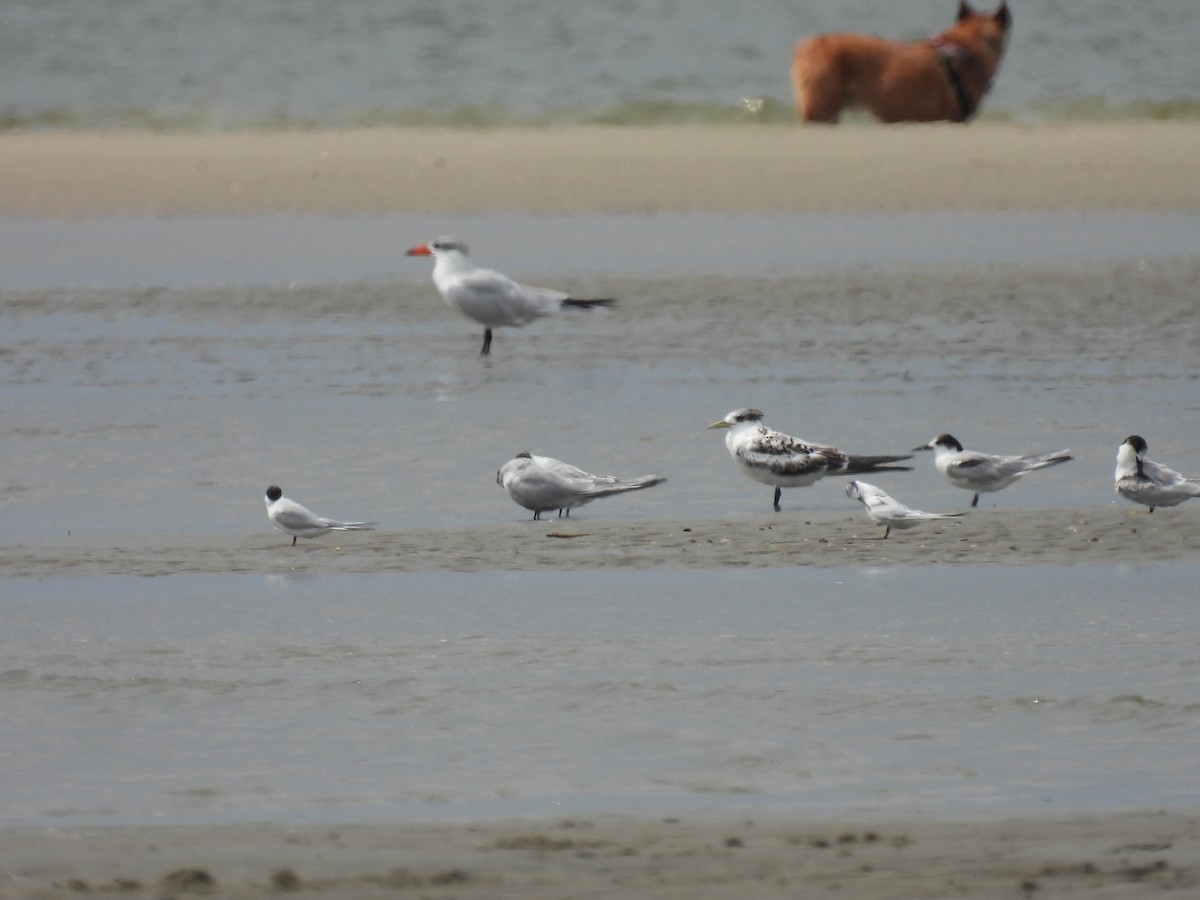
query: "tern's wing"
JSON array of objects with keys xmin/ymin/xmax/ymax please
[
  {"xmin": 737, "ymin": 427, "xmax": 840, "ymax": 474},
  {"xmin": 532, "ymin": 455, "xmax": 598, "ymax": 485},
  {"xmin": 580, "ymin": 473, "xmax": 665, "ymax": 495},
  {"xmin": 861, "ymin": 492, "xmax": 901, "ymax": 513},
  {"xmin": 569, "ymin": 474, "xmax": 666, "ymax": 509},
  {"xmin": 505, "ymin": 462, "xmax": 581, "ymax": 508},
  {"xmin": 947, "ymin": 451, "xmax": 1019, "ymax": 481},
  {"xmin": 1141, "ymin": 457, "xmax": 1196, "ymax": 488},
  {"xmin": 449, "ymin": 268, "xmax": 566, "ymax": 325},
  {"xmin": 863, "ymin": 491, "xmax": 923, "ymax": 521},
  {"xmin": 889, "ymin": 505, "xmax": 951, "ymax": 523},
  {"xmin": 764, "ymin": 429, "xmax": 841, "ymax": 458},
  {"xmin": 271, "ymin": 501, "xmax": 330, "ymax": 531}
]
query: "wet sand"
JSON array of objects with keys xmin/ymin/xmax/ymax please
[
  {"xmin": 5, "ymin": 124, "xmax": 1200, "ymax": 896},
  {"xmin": 3, "ymin": 813, "xmax": 1197, "ymax": 899},
  {"xmin": 2, "ymin": 508, "xmax": 1197, "ymax": 577},
  {"xmin": 2, "ymin": 122, "xmax": 1200, "ymax": 216}
]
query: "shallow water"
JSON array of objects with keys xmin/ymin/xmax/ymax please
[
  {"xmin": 3, "ymin": 211, "xmax": 1200, "ymax": 290},
  {"xmin": 3, "ymin": 0, "xmax": 1200, "ymax": 126},
  {"xmin": 1, "ymin": 565, "xmax": 1197, "ymax": 826}
]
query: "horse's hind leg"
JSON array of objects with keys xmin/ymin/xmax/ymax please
[{"xmin": 791, "ymin": 42, "xmax": 847, "ymax": 123}]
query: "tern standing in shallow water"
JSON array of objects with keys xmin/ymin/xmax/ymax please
[
  {"xmin": 845, "ymin": 480, "xmax": 964, "ymax": 539},
  {"xmin": 915, "ymin": 433, "xmax": 1073, "ymax": 507},
  {"xmin": 264, "ymin": 485, "xmax": 376, "ymax": 546},
  {"xmin": 405, "ymin": 236, "xmax": 615, "ymax": 355},
  {"xmin": 707, "ymin": 408, "xmax": 912, "ymax": 511},
  {"xmin": 496, "ymin": 452, "xmax": 666, "ymax": 520},
  {"xmin": 1114, "ymin": 435, "xmax": 1200, "ymax": 512}
]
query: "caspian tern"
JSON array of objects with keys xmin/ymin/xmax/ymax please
[
  {"xmin": 496, "ymin": 452, "xmax": 666, "ymax": 520},
  {"xmin": 405, "ymin": 236, "xmax": 615, "ymax": 355},
  {"xmin": 264, "ymin": 485, "xmax": 376, "ymax": 546},
  {"xmin": 845, "ymin": 480, "xmax": 964, "ymax": 539},
  {"xmin": 915, "ymin": 433, "xmax": 1072, "ymax": 507},
  {"xmin": 707, "ymin": 408, "xmax": 912, "ymax": 511},
  {"xmin": 1114, "ymin": 434, "xmax": 1200, "ymax": 512}
]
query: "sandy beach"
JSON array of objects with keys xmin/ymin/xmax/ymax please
[
  {"xmin": 3, "ymin": 122, "xmax": 1200, "ymax": 217},
  {"xmin": 3, "ymin": 812, "xmax": 1197, "ymax": 899},
  {"xmin": 4, "ymin": 122, "xmax": 1200, "ymax": 896}
]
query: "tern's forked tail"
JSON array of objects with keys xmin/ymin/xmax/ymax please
[
  {"xmin": 1024, "ymin": 450, "xmax": 1073, "ymax": 470},
  {"xmin": 585, "ymin": 473, "xmax": 666, "ymax": 499},
  {"xmin": 841, "ymin": 453, "xmax": 914, "ymax": 475},
  {"xmin": 329, "ymin": 520, "xmax": 377, "ymax": 531},
  {"xmin": 562, "ymin": 298, "xmax": 617, "ymax": 310}
]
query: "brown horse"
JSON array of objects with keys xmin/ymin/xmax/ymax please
[{"xmin": 791, "ymin": 2, "xmax": 1011, "ymax": 123}]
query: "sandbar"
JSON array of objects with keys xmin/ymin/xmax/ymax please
[{"xmin": 2, "ymin": 122, "xmax": 1199, "ymax": 217}]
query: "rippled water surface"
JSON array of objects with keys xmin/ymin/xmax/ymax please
[{"xmin": 2, "ymin": 565, "xmax": 1197, "ymax": 826}]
